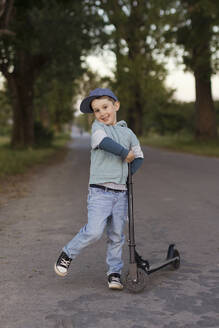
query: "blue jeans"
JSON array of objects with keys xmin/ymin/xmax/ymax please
[{"xmin": 63, "ymin": 187, "xmax": 128, "ymax": 275}]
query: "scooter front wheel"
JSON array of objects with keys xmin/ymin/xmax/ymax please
[{"xmin": 125, "ymin": 268, "xmax": 147, "ymax": 293}]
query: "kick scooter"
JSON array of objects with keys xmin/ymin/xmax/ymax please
[{"xmin": 125, "ymin": 164, "xmax": 180, "ymax": 293}]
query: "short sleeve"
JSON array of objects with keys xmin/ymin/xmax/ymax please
[
  {"xmin": 91, "ymin": 121, "xmax": 107, "ymax": 149},
  {"xmin": 129, "ymin": 130, "xmax": 144, "ymax": 158}
]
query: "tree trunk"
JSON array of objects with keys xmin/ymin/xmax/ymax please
[
  {"xmin": 126, "ymin": 86, "xmax": 143, "ymax": 136},
  {"xmin": 7, "ymin": 53, "xmax": 35, "ymax": 148},
  {"xmin": 126, "ymin": 45, "xmax": 143, "ymax": 136},
  {"xmin": 194, "ymin": 73, "xmax": 217, "ymax": 139},
  {"xmin": 188, "ymin": 6, "xmax": 218, "ymax": 140}
]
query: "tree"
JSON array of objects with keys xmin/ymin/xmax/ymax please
[
  {"xmin": 34, "ymin": 77, "xmax": 75, "ymax": 133},
  {"xmin": 97, "ymin": 0, "xmax": 174, "ymax": 136},
  {"xmin": 165, "ymin": 0, "xmax": 219, "ymax": 139},
  {"xmin": 0, "ymin": 0, "xmax": 104, "ymax": 148},
  {"xmin": 0, "ymin": 87, "xmax": 12, "ymax": 135}
]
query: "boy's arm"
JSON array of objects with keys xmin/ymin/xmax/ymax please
[
  {"xmin": 99, "ymin": 136, "xmax": 143, "ymax": 174},
  {"xmin": 92, "ymin": 128, "xmax": 130, "ymax": 160},
  {"xmin": 92, "ymin": 128, "xmax": 143, "ymax": 171},
  {"xmin": 99, "ymin": 137, "xmax": 129, "ymax": 160},
  {"xmin": 129, "ymin": 131, "xmax": 144, "ymax": 175},
  {"xmin": 130, "ymin": 158, "xmax": 143, "ymax": 175}
]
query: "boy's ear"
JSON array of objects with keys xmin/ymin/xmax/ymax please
[{"xmin": 115, "ymin": 101, "xmax": 120, "ymax": 111}]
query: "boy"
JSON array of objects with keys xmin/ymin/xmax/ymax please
[{"xmin": 54, "ymin": 88, "xmax": 144, "ymax": 290}]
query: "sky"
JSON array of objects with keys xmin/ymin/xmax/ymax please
[{"xmin": 85, "ymin": 52, "xmax": 219, "ymax": 102}]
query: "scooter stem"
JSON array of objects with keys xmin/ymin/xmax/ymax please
[{"xmin": 127, "ymin": 163, "xmax": 136, "ymax": 264}]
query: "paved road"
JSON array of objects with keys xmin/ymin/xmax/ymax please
[{"xmin": 1, "ymin": 136, "xmax": 219, "ymax": 328}]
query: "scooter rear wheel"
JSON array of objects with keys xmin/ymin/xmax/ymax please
[{"xmin": 125, "ymin": 268, "xmax": 147, "ymax": 293}]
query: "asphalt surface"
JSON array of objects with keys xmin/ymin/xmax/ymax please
[{"xmin": 1, "ymin": 134, "xmax": 219, "ymax": 328}]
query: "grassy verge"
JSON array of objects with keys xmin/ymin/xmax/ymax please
[
  {"xmin": 0, "ymin": 134, "xmax": 70, "ymax": 178},
  {"xmin": 140, "ymin": 134, "xmax": 219, "ymax": 158}
]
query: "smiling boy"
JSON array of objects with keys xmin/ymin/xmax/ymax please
[
  {"xmin": 92, "ymin": 96, "xmax": 118, "ymax": 125},
  {"xmin": 54, "ymin": 88, "xmax": 144, "ymax": 290}
]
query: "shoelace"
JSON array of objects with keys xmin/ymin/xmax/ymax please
[
  {"xmin": 60, "ymin": 258, "xmax": 71, "ymax": 268},
  {"xmin": 111, "ymin": 277, "xmax": 120, "ymax": 283}
]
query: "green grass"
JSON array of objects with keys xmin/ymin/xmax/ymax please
[
  {"xmin": 0, "ymin": 134, "xmax": 70, "ymax": 178},
  {"xmin": 140, "ymin": 134, "xmax": 219, "ymax": 158}
]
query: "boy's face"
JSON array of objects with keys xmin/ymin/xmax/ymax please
[{"xmin": 91, "ymin": 97, "xmax": 120, "ymax": 126}]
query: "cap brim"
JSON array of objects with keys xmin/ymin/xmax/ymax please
[{"xmin": 80, "ymin": 96, "xmax": 97, "ymax": 113}]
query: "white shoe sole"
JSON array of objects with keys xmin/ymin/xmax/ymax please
[
  {"xmin": 108, "ymin": 282, "xmax": 123, "ymax": 290},
  {"xmin": 54, "ymin": 263, "xmax": 67, "ymax": 277}
]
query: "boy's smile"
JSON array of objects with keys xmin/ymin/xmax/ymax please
[{"xmin": 91, "ymin": 97, "xmax": 120, "ymax": 126}]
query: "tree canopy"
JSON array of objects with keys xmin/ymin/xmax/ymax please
[
  {"xmin": 97, "ymin": 0, "xmax": 175, "ymax": 135},
  {"xmin": 0, "ymin": 0, "xmax": 105, "ymax": 147}
]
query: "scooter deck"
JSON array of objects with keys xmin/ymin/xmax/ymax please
[
  {"xmin": 134, "ymin": 245, "xmax": 180, "ymax": 275},
  {"xmin": 146, "ymin": 256, "xmax": 180, "ymax": 274}
]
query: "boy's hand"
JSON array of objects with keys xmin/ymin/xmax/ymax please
[{"xmin": 125, "ymin": 150, "xmax": 135, "ymax": 163}]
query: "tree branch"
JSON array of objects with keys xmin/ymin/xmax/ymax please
[
  {"xmin": 0, "ymin": 0, "xmax": 15, "ymax": 36},
  {"xmin": 5, "ymin": 0, "xmax": 14, "ymax": 27},
  {"xmin": 0, "ymin": 0, "xmax": 7, "ymax": 18}
]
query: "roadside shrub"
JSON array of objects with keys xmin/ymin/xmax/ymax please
[
  {"xmin": 34, "ymin": 121, "xmax": 54, "ymax": 147},
  {"xmin": 146, "ymin": 101, "xmax": 195, "ymax": 136}
]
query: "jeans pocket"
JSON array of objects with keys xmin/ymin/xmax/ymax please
[{"xmin": 87, "ymin": 187, "xmax": 93, "ymax": 201}]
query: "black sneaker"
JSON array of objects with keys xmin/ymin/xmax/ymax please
[
  {"xmin": 54, "ymin": 252, "xmax": 72, "ymax": 277},
  {"xmin": 108, "ymin": 273, "xmax": 123, "ymax": 290}
]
